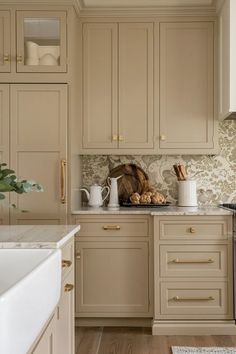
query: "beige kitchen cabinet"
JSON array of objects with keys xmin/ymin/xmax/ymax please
[
  {"xmin": 55, "ymin": 239, "xmax": 75, "ymax": 354},
  {"xmin": 0, "ymin": 84, "xmax": 9, "ymax": 224},
  {"xmin": 30, "ymin": 238, "xmax": 75, "ymax": 354},
  {"xmin": 153, "ymin": 215, "xmax": 234, "ymax": 335},
  {"xmin": 16, "ymin": 11, "xmax": 67, "ymax": 73},
  {"xmin": 0, "ymin": 84, "xmax": 67, "ymax": 225},
  {"xmin": 82, "ymin": 22, "xmax": 154, "ymax": 153},
  {"xmin": 0, "ymin": 9, "xmax": 67, "ymax": 74},
  {"xmin": 218, "ymin": 0, "xmax": 236, "ymax": 120},
  {"xmin": 159, "ymin": 21, "xmax": 218, "ymax": 154},
  {"xmin": 74, "ymin": 215, "xmax": 153, "ymax": 319},
  {"xmin": 0, "ymin": 11, "xmax": 10, "ymax": 72}
]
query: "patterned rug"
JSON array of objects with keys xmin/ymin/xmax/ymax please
[{"xmin": 172, "ymin": 347, "xmax": 236, "ymax": 354}]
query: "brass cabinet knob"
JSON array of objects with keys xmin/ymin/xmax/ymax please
[
  {"xmin": 112, "ymin": 134, "xmax": 118, "ymax": 141},
  {"xmin": 3, "ymin": 54, "xmax": 9, "ymax": 63},
  {"xmin": 160, "ymin": 134, "xmax": 166, "ymax": 141},
  {"xmin": 61, "ymin": 259, "xmax": 72, "ymax": 268},
  {"xmin": 76, "ymin": 251, "xmax": 81, "ymax": 260},
  {"xmin": 118, "ymin": 135, "xmax": 124, "ymax": 141},
  {"xmin": 17, "ymin": 55, "xmax": 23, "ymax": 63},
  {"xmin": 64, "ymin": 283, "xmax": 74, "ymax": 292},
  {"xmin": 189, "ymin": 227, "xmax": 196, "ymax": 233}
]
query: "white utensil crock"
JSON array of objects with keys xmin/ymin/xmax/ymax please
[{"xmin": 178, "ymin": 180, "xmax": 198, "ymax": 207}]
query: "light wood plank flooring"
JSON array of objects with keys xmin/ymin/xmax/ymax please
[{"xmin": 75, "ymin": 327, "xmax": 236, "ymax": 354}]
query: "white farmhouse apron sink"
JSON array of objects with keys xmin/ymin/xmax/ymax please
[{"xmin": 0, "ymin": 248, "xmax": 61, "ymax": 354}]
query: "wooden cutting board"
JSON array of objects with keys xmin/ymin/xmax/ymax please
[{"xmin": 107, "ymin": 164, "xmax": 150, "ymax": 203}]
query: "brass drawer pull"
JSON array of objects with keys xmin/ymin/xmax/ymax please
[
  {"xmin": 62, "ymin": 259, "xmax": 72, "ymax": 268},
  {"xmin": 189, "ymin": 227, "xmax": 196, "ymax": 233},
  {"xmin": 103, "ymin": 225, "xmax": 121, "ymax": 230},
  {"xmin": 64, "ymin": 284, "xmax": 74, "ymax": 292},
  {"xmin": 172, "ymin": 258, "xmax": 214, "ymax": 264},
  {"xmin": 172, "ymin": 296, "xmax": 214, "ymax": 302},
  {"xmin": 76, "ymin": 251, "xmax": 81, "ymax": 260}
]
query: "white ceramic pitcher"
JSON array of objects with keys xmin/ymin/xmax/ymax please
[
  {"xmin": 107, "ymin": 175, "xmax": 123, "ymax": 209},
  {"xmin": 80, "ymin": 184, "xmax": 110, "ymax": 208}
]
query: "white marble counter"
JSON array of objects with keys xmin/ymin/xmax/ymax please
[
  {"xmin": 72, "ymin": 206, "xmax": 233, "ymax": 216},
  {"xmin": 0, "ymin": 225, "xmax": 80, "ymax": 249}
]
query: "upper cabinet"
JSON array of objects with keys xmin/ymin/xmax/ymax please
[
  {"xmin": 159, "ymin": 21, "xmax": 218, "ymax": 154},
  {"xmin": 0, "ymin": 9, "xmax": 67, "ymax": 74},
  {"xmin": 80, "ymin": 18, "xmax": 218, "ymax": 155},
  {"xmin": 82, "ymin": 22, "xmax": 154, "ymax": 153},
  {"xmin": 0, "ymin": 11, "xmax": 10, "ymax": 72},
  {"xmin": 218, "ymin": 0, "xmax": 236, "ymax": 120},
  {"xmin": 16, "ymin": 11, "xmax": 67, "ymax": 73}
]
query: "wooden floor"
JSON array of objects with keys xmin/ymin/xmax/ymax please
[{"xmin": 75, "ymin": 327, "xmax": 236, "ymax": 354}]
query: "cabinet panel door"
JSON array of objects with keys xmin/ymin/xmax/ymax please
[
  {"xmin": 0, "ymin": 11, "xmax": 10, "ymax": 73},
  {"xmin": 159, "ymin": 22, "xmax": 214, "ymax": 151},
  {"xmin": 82, "ymin": 23, "xmax": 118, "ymax": 149},
  {"xmin": 119, "ymin": 23, "xmax": 154, "ymax": 149},
  {"xmin": 56, "ymin": 270, "xmax": 74, "ymax": 354},
  {"xmin": 10, "ymin": 84, "xmax": 67, "ymax": 224},
  {"xmin": 0, "ymin": 84, "xmax": 9, "ymax": 224},
  {"xmin": 75, "ymin": 241, "xmax": 149, "ymax": 316}
]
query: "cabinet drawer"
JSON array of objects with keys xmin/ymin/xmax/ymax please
[
  {"xmin": 157, "ymin": 216, "xmax": 230, "ymax": 241},
  {"xmin": 160, "ymin": 245, "xmax": 227, "ymax": 278},
  {"xmin": 61, "ymin": 239, "xmax": 74, "ymax": 279},
  {"xmin": 75, "ymin": 216, "xmax": 150, "ymax": 237},
  {"xmin": 160, "ymin": 282, "xmax": 228, "ymax": 318}
]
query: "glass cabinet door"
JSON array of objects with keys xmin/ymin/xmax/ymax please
[
  {"xmin": 16, "ymin": 11, "xmax": 67, "ymax": 72},
  {"xmin": 0, "ymin": 11, "xmax": 11, "ymax": 72}
]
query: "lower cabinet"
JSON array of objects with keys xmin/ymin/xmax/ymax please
[
  {"xmin": 55, "ymin": 269, "xmax": 75, "ymax": 354},
  {"xmin": 153, "ymin": 215, "xmax": 234, "ymax": 335},
  {"xmin": 74, "ymin": 215, "xmax": 153, "ymax": 318},
  {"xmin": 30, "ymin": 238, "xmax": 75, "ymax": 354}
]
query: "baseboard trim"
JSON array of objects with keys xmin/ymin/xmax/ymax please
[
  {"xmin": 152, "ymin": 320, "xmax": 236, "ymax": 335},
  {"xmin": 75, "ymin": 317, "xmax": 153, "ymax": 327}
]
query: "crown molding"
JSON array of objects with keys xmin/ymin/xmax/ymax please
[
  {"xmin": 78, "ymin": 5, "xmax": 217, "ymax": 17},
  {"xmin": 74, "ymin": 0, "xmax": 217, "ymax": 17}
]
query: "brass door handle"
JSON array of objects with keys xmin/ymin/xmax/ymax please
[
  {"xmin": 60, "ymin": 159, "xmax": 66, "ymax": 204},
  {"xmin": 171, "ymin": 258, "xmax": 214, "ymax": 264},
  {"xmin": 62, "ymin": 260, "xmax": 72, "ymax": 268},
  {"xmin": 172, "ymin": 296, "xmax": 214, "ymax": 302},
  {"xmin": 103, "ymin": 225, "xmax": 121, "ymax": 230},
  {"xmin": 64, "ymin": 284, "xmax": 74, "ymax": 292}
]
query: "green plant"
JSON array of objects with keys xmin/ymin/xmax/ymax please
[{"xmin": 0, "ymin": 163, "xmax": 43, "ymax": 203}]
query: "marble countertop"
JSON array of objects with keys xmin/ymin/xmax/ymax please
[
  {"xmin": 0, "ymin": 225, "xmax": 80, "ymax": 249},
  {"xmin": 72, "ymin": 206, "xmax": 233, "ymax": 216}
]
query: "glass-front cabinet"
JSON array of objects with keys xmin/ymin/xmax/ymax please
[
  {"xmin": 16, "ymin": 11, "xmax": 67, "ymax": 72},
  {"xmin": 0, "ymin": 11, "xmax": 11, "ymax": 72}
]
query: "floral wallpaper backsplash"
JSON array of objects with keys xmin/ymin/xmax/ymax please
[{"xmin": 81, "ymin": 121, "xmax": 236, "ymax": 206}]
